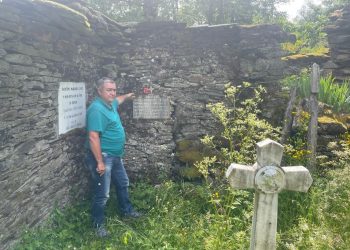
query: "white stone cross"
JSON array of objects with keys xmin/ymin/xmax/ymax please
[{"xmin": 226, "ymin": 139, "xmax": 313, "ymax": 250}]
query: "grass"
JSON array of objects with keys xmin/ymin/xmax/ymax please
[
  {"xmin": 319, "ymin": 75, "xmax": 350, "ymax": 113},
  {"xmin": 14, "ymin": 81, "xmax": 350, "ymax": 249},
  {"xmin": 14, "ymin": 181, "xmax": 253, "ymax": 249},
  {"xmin": 282, "ymin": 73, "xmax": 350, "ymax": 113},
  {"xmin": 14, "ymin": 165, "xmax": 350, "ymax": 250},
  {"xmin": 277, "ymin": 166, "xmax": 350, "ymax": 249}
]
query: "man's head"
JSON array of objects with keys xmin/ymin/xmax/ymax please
[{"xmin": 97, "ymin": 77, "xmax": 117, "ymax": 104}]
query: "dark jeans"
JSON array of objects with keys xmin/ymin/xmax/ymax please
[{"xmin": 85, "ymin": 151, "xmax": 134, "ymax": 226}]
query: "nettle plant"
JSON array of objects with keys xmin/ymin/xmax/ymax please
[{"xmin": 195, "ymin": 82, "xmax": 280, "ymax": 182}]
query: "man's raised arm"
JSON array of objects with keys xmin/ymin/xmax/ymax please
[{"xmin": 116, "ymin": 93, "xmax": 135, "ymax": 105}]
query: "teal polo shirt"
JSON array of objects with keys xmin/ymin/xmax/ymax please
[{"xmin": 86, "ymin": 97, "xmax": 125, "ymax": 156}]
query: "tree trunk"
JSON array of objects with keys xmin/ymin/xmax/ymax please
[
  {"xmin": 143, "ymin": 0, "xmax": 158, "ymax": 21},
  {"xmin": 218, "ymin": 0, "xmax": 224, "ymax": 24},
  {"xmin": 207, "ymin": 0, "xmax": 214, "ymax": 25},
  {"xmin": 173, "ymin": 0, "xmax": 179, "ymax": 21}
]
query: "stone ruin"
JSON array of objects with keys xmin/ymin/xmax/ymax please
[
  {"xmin": 0, "ymin": 0, "xmax": 349, "ymax": 248},
  {"xmin": 326, "ymin": 5, "xmax": 350, "ymax": 81}
]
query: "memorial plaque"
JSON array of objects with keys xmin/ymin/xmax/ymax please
[
  {"xmin": 133, "ymin": 95, "xmax": 171, "ymax": 119},
  {"xmin": 58, "ymin": 82, "xmax": 86, "ymax": 135}
]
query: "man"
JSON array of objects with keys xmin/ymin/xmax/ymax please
[{"xmin": 85, "ymin": 77, "xmax": 141, "ymax": 237}]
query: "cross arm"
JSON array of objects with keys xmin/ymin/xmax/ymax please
[
  {"xmin": 282, "ymin": 166, "xmax": 313, "ymax": 192},
  {"xmin": 226, "ymin": 163, "xmax": 255, "ymax": 190}
]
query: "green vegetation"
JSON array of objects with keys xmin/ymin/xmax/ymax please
[
  {"xmin": 85, "ymin": 0, "xmax": 289, "ymax": 25},
  {"xmin": 84, "ymin": 0, "xmax": 350, "ymax": 54},
  {"xmin": 282, "ymin": 72, "xmax": 350, "ymax": 113},
  {"xmin": 14, "ymin": 167, "xmax": 350, "ymax": 249},
  {"xmin": 195, "ymin": 82, "xmax": 279, "ymax": 180},
  {"xmin": 15, "ymin": 182, "xmax": 253, "ymax": 249},
  {"xmin": 15, "ymin": 82, "xmax": 350, "ymax": 249},
  {"xmin": 319, "ymin": 76, "xmax": 350, "ymax": 113},
  {"xmin": 6, "ymin": 1, "xmax": 350, "ymax": 248}
]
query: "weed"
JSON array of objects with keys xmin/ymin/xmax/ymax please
[
  {"xmin": 195, "ymin": 82, "xmax": 279, "ymax": 184},
  {"xmin": 282, "ymin": 72, "xmax": 350, "ymax": 113},
  {"xmin": 14, "ymin": 163, "xmax": 350, "ymax": 250}
]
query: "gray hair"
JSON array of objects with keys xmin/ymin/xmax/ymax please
[{"xmin": 96, "ymin": 77, "xmax": 115, "ymax": 89}]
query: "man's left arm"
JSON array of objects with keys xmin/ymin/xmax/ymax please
[{"xmin": 116, "ymin": 93, "xmax": 135, "ymax": 105}]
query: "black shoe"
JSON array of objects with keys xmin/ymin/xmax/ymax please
[{"xmin": 123, "ymin": 211, "xmax": 143, "ymax": 218}]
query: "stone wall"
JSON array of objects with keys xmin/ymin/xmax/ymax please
[
  {"xmin": 0, "ymin": 1, "xmax": 131, "ymax": 248},
  {"xmin": 122, "ymin": 22, "xmax": 292, "ymax": 180},
  {"xmin": 326, "ymin": 5, "xmax": 350, "ymax": 80},
  {"xmin": 0, "ymin": 0, "xmax": 291, "ymax": 248}
]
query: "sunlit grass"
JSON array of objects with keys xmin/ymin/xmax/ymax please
[
  {"xmin": 14, "ymin": 164, "xmax": 350, "ymax": 250},
  {"xmin": 282, "ymin": 72, "xmax": 350, "ymax": 113}
]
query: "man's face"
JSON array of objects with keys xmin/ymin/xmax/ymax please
[{"xmin": 98, "ymin": 81, "xmax": 117, "ymax": 104}]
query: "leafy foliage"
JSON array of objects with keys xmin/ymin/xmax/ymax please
[
  {"xmin": 282, "ymin": 72, "xmax": 350, "ymax": 113},
  {"xmin": 280, "ymin": 2, "xmax": 329, "ymax": 54},
  {"xmin": 283, "ymin": 110, "xmax": 310, "ymax": 166},
  {"xmin": 84, "ymin": 0, "xmax": 289, "ymax": 25},
  {"xmin": 83, "ymin": 0, "xmax": 350, "ymax": 54},
  {"xmin": 195, "ymin": 82, "xmax": 279, "ymax": 183},
  {"xmin": 281, "ymin": 0, "xmax": 350, "ymax": 54}
]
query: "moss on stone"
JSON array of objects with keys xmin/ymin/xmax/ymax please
[
  {"xmin": 34, "ymin": 0, "xmax": 91, "ymax": 29},
  {"xmin": 318, "ymin": 116, "xmax": 341, "ymax": 124},
  {"xmin": 282, "ymin": 51, "xmax": 330, "ymax": 61},
  {"xmin": 176, "ymin": 139, "xmax": 192, "ymax": 152},
  {"xmin": 176, "ymin": 139, "xmax": 207, "ymax": 180},
  {"xmin": 179, "ymin": 166, "xmax": 202, "ymax": 180},
  {"xmin": 333, "ymin": 114, "xmax": 350, "ymax": 130},
  {"xmin": 176, "ymin": 139, "xmax": 205, "ymax": 164},
  {"xmin": 177, "ymin": 150, "xmax": 203, "ymax": 164},
  {"xmin": 318, "ymin": 115, "xmax": 347, "ymax": 135}
]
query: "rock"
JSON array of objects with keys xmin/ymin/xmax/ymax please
[
  {"xmin": 0, "ymin": 59, "xmax": 10, "ymax": 73},
  {"xmin": 326, "ymin": 5, "xmax": 350, "ymax": 80},
  {"xmin": 0, "ymin": 49, "xmax": 7, "ymax": 57},
  {"xmin": 4, "ymin": 54, "xmax": 32, "ymax": 65},
  {"xmin": 176, "ymin": 139, "xmax": 205, "ymax": 164},
  {"xmin": 10, "ymin": 65, "xmax": 39, "ymax": 75},
  {"xmin": 318, "ymin": 116, "xmax": 347, "ymax": 135}
]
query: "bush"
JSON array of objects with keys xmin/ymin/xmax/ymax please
[{"xmin": 195, "ymin": 82, "xmax": 279, "ymax": 182}]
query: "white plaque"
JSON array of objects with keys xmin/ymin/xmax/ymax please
[
  {"xmin": 58, "ymin": 82, "xmax": 86, "ymax": 135},
  {"xmin": 133, "ymin": 95, "xmax": 171, "ymax": 119}
]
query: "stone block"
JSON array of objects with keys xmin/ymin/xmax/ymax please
[
  {"xmin": 2, "ymin": 41, "xmax": 40, "ymax": 56},
  {"xmin": 0, "ymin": 8, "xmax": 20, "ymax": 23},
  {"xmin": 318, "ymin": 116, "xmax": 347, "ymax": 135},
  {"xmin": 4, "ymin": 53, "xmax": 32, "ymax": 65},
  {"xmin": 0, "ymin": 59, "xmax": 10, "ymax": 73},
  {"xmin": 0, "ymin": 49, "xmax": 7, "ymax": 57},
  {"xmin": 10, "ymin": 65, "xmax": 39, "ymax": 75}
]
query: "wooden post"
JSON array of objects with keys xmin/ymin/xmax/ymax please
[
  {"xmin": 281, "ymin": 86, "xmax": 297, "ymax": 144},
  {"xmin": 307, "ymin": 63, "xmax": 320, "ymax": 171},
  {"xmin": 226, "ymin": 139, "xmax": 313, "ymax": 250}
]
